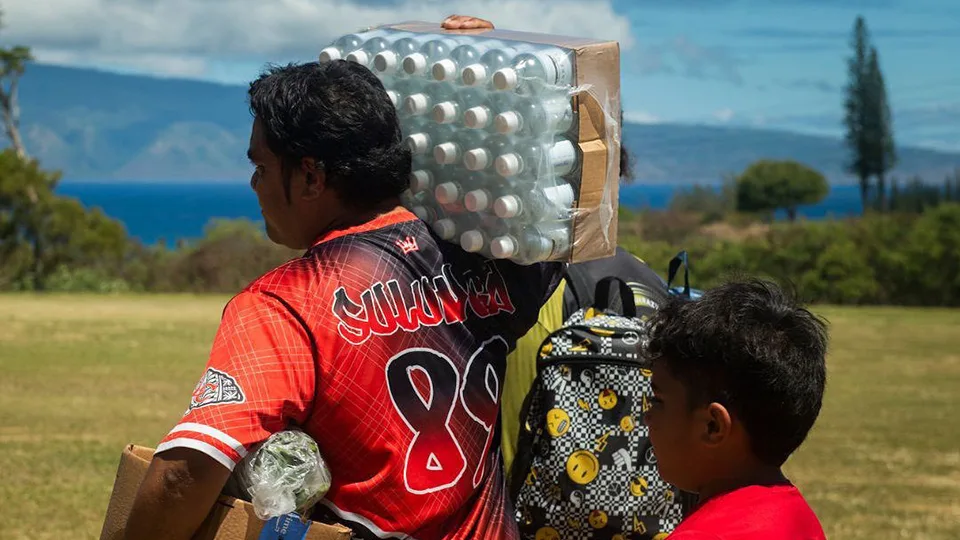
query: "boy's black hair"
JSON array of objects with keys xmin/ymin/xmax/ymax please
[
  {"xmin": 645, "ymin": 277, "xmax": 828, "ymax": 466},
  {"xmin": 248, "ymin": 60, "xmax": 411, "ymax": 208}
]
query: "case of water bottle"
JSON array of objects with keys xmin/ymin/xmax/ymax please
[{"xmin": 320, "ymin": 21, "xmax": 621, "ymax": 265}]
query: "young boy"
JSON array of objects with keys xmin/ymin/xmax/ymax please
[{"xmin": 643, "ymin": 278, "xmax": 828, "ymax": 539}]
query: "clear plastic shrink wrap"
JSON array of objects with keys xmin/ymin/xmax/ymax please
[{"xmin": 320, "ymin": 23, "xmax": 621, "ymax": 265}]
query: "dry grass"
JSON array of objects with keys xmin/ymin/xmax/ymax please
[{"xmin": 0, "ymin": 295, "xmax": 958, "ymax": 539}]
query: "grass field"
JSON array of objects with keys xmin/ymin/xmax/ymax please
[{"xmin": 1, "ymin": 295, "xmax": 958, "ymax": 539}]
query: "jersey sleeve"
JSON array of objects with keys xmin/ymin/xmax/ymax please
[{"xmin": 156, "ymin": 290, "xmax": 317, "ymax": 471}]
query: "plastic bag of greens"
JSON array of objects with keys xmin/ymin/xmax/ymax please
[{"xmin": 233, "ymin": 429, "xmax": 332, "ymax": 520}]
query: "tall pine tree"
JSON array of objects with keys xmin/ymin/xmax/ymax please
[
  {"xmin": 866, "ymin": 46, "xmax": 896, "ymax": 211},
  {"xmin": 843, "ymin": 16, "xmax": 874, "ymax": 214}
]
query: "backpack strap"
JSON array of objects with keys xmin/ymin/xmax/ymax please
[
  {"xmin": 667, "ymin": 250, "xmax": 691, "ymax": 298},
  {"xmin": 562, "ymin": 263, "xmax": 595, "ymax": 312},
  {"xmin": 593, "ymin": 276, "xmax": 638, "ymax": 319}
]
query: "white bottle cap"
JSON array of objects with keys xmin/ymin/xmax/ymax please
[
  {"xmin": 462, "ymin": 64, "xmax": 487, "ymax": 86},
  {"xmin": 545, "ymin": 183, "xmax": 576, "ymax": 206},
  {"xmin": 435, "ymin": 182, "xmax": 461, "ymax": 204},
  {"xmin": 386, "ymin": 90, "xmax": 400, "ymax": 108},
  {"xmin": 409, "ymin": 169, "xmax": 433, "ymax": 192},
  {"xmin": 493, "ymin": 68, "xmax": 519, "ymax": 90},
  {"xmin": 346, "ymin": 50, "xmax": 370, "ymax": 65},
  {"xmin": 495, "ymin": 153, "xmax": 522, "ymax": 177},
  {"xmin": 374, "ymin": 51, "xmax": 397, "ymax": 73},
  {"xmin": 460, "ymin": 230, "xmax": 485, "ymax": 252},
  {"xmin": 319, "ymin": 48, "xmax": 341, "ymax": 63},
  {"xmin": 464, "ymin": 106, "xmax": 491, "ymax": 129},
  {"xmin": 405, "ymin": 133, "xmax": 430, "ymax": 154},
  {"xmin": 464, "ymin": 189, "xmax": 490, "ymax": 212},
  {"xmin": 411, "ymin": 205, "xmax": 432, "ymax": 221},
  {"xmin": 433, "ymin": 218, "xmax": 457, "ymax": 240},
  {"xmin": 463, "ymin": 148, "xmax": 491, "ymax": 171},
  {"xmin": 495, "ymin": 111, "xmax": 522, "ymax": 134},
  {"xmin": 490, "ymin": 236, "xmax": 519, "ymax": 259},
  {"xmin": 494, "ymin": 195, "xmax": 522, "ymax": 218},
  {"xmin": 404, "ymin": 94, "xmax": 430, "ymax": 115},
  {"xmin": 432, "ymin": 59, "xmax": 458, "ymax": 82},
  {"xmin": 433, "ymin": 102, "xmax": 458, "ymax": 124},
  {"xmin": 434, "ymin": 142, "xmax": 460, "ymax": 165},
  {"xmin": 403, "ymin": 53, "xmax": 428, "ymax": 75}
]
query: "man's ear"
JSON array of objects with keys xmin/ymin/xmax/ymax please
[
  {"xmin": 300, "ymin": 157, "xmax": 324, "ymax": 200},
  {"xmin": 698, "ymin": 402, "xmax": 733, "ymax": 446}
]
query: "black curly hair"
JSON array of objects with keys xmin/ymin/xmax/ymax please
[{"xmin": 248, "ymin": 60, "xmax": 412, "ymax": 208}]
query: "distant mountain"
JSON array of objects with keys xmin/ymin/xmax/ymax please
[{"xmin": 16, "ymin": 63, "xmax": 960, "ymax": 184}]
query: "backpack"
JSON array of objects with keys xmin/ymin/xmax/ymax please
[{"xmin": 508, "ymin": 275, "xmax": 693, "ymax": 540}]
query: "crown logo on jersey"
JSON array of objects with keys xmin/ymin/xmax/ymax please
[
  {"xmin": 189, "ymin": 367, "xmax": 246, "ymax": 411},
  {"xmin": 395, "ymin": 235, "xmax": 419, "ymax": 254}
]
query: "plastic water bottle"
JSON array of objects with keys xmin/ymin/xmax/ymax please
[
  {"xmin": 432, "ymin": 43, "xmax": 486, "ymax": 84},
  {"xmin": 495, "ymin": 95, "xmax": 575, "ymax": 137},
  {"xmin": 345, "ymin": 36, "xmax": 393, "ymax": 68},
  {"xmin": 386, "ymin": 78, "xmax": 423, "ymax": 113},
  {"xmin": 411, "ymin": 202, "xmax": 446, "ymax": 224},
  {"xmin": 435, "ymin": 170, "xmax": 487, "ymax": 205},
  {"xmin": 460, "ymin": 219, "xmax": 510, "ymax": 256},
  {"xmin": 495, "ymin": 138, "xmax": 580, "ymax": 179},
  {"xmin": 434, "ymin": 130, "xmax": 489, "ymax": 166},
  {"xmin": 462, "ymin": 133, "xmax": 516, "ymax": 172},
  {"xmin": 409, "ymin": 154, "xmax": 445, "ymax": 194},
  {"xmin": 463, "ymin": 179, "xmax": 514, "ymax": 213},
  {"xmin": 432, "ymin": 87, "xmax": 487, "ymax": 127},
  {"xmin": 461, "ymin": 45, "xmax": 528, "ymax": 88},
  {"xmin": 319, "ymin": 30, "xmax": 386, "ymax": 63},
  {"xmin": 403, "ymin": 37, "xmax": 461, "ymax": 77},
  {"xmin": 493, "ymin": 183, "xmax": 576, "ymax": 222},
  {"xmin": 490, "ymin": 221, "xmax": 572, "ymax": 263},
  {"xmin": 433, "ymin": 211, "xmax": 485, "ymax": 242},
  {"xmin": 374, "ymin": 36, "xmax": 424, "ymax": 75},
  {"xmin": 493, "ymin": 47, "xmax": 575, "ymax": 94},
  {"xmin": 404, "ymin": 81, "xmax": 456, "ymax": 117},
  {"xmin": 463, "ymin": 92, "xmax": 518, "ymax": 132},
  {"xmin": 404, "ymin": 122, "xmax": 456, "ymax": 156}
]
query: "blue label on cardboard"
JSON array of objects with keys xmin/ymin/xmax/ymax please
[{"xmin": 258, "ymin": 513, "xmax": 311, "ymax": 540}]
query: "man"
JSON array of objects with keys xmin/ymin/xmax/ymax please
[{"xmin": 123, "ymin": 57, "xmax": 562, "ymax": 539}]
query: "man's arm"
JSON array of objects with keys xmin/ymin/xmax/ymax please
[
  {"xmin": 123, "ymin": 448, "xmax": 231, "ymax": 540},
  {"xmin": 123, "ymin": 289, "xmax": 317, "ymax": 540}
]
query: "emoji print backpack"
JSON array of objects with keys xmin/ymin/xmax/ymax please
[{"xmin": 508, "ymin": 276, "xmax": 694, "ymax": 540}]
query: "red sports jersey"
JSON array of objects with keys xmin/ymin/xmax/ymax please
[
  {"xmin": 668, "ymin": 484, "xmax": 826, "ymax": 540},
  {"xmin": 157, "ymin": 207, "xmax": 562, "ymax": 540}
]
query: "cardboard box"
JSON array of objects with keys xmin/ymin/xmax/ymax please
[
  {"xmin": 99, "ymin": 444, "xmax": 353, "ymax": 540},
  {"xmin": 376, "ymin": 21, "xmax": 621, "ymax": 263}
]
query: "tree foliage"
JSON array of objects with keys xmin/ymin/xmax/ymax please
[
  {"xmin": 735, "ymin": 160, "xmax": 830, "ymax": 221},
  {"xmin": 0, "ymin": 150, "xmax": 129, "ymax": 289},
  {"xmin": 0, "ymin": 10, "xmax": 32, "ymax": 157},
  {"xmin": 843, "ymin": 15, "xmax": 896, "ymax": 214}
]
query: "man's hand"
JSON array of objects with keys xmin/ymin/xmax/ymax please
[
  {"xmin": 441, "ymin": 15, "xmax": 495, "ymax": 30},
  {"xmin": 123, "ymin": 448, "xmax": 232, "ymax": 540}
]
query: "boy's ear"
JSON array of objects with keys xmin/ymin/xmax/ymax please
[
  {"xmin": 699, "ymin": 402, "xmax": 733, "ymax": 446},
  {"xmin": 300, "ymin": 157, "xmax": 325, "ymax": 200}
]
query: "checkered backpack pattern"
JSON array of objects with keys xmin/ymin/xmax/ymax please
[{"xmin": 509, "ymin": 277, "xmax": 692, "ymax": 540}]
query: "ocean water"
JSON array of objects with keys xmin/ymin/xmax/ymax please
[{"xmin": 56, "ymin": 182, "xmax": 865, "ymax": 246}]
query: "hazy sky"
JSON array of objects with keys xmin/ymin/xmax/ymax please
[{"xmin": 3, "ymin": 0, "xmax": 958, "ymax": 150}]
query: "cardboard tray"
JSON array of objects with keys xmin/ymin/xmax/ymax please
[{"xmin": 99, "ymin": 444, "xmax": 353, "ymax": 540}]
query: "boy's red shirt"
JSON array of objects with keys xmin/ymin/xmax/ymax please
[{"xmin": 668, "ymin": 484, "xmax": 826, "ymax": 540}]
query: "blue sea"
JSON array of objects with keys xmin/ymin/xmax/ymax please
[{"xmin": 56, "ymin": 182, "xmax": 865, "ymax": 246}]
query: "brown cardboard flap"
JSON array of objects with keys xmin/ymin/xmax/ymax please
[
  {"xmin": 99, "ymin": 444, "xmax": 352, "ymax": 540},
  {"xmin": 571, "ymin": 89, "xmax": 619, "ymax": 263}
]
